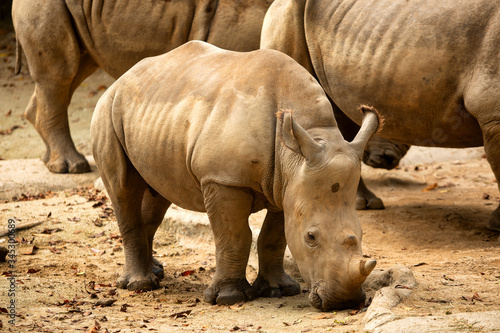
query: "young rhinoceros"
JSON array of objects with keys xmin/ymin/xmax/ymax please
[{"xmin": 91, "ymin": 41, "xmax": 380, "ymax": 311}]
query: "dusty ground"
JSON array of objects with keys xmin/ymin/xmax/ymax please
[{"xmin": 1, "ymin": 30, "xmax": 499, "ymax": 332}]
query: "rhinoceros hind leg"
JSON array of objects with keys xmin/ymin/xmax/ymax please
[
  {"xmin": 142, "ymin": 187, "xmax": 171, "ymax": 280},
  {"xmin": 16, "ymin": 1, "xmax": 98, "ymax": 174},
  {"xmin": 100, "ymin": 167, "xmax": 161, "ymax": 290},
  {"xmin": 252, "ymin": 211, "xmax": 300, "ymax": 298},
  {"xmin": 202, "ymin": 184, "xmax": 254, "ymax": 305},
  {"xmin": 356, "ymin": 176, "xmax": 385, "ymax": 210}
]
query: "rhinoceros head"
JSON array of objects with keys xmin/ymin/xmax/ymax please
[{"xmin": 279, "ymin": 106, "xmax": 380, "ymax": 311}]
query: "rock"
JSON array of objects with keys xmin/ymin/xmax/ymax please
[{"xmin": 362, "ymin": 265, "xmax": 417, "ymax": 331}]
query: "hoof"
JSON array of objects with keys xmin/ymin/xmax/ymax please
[
  {"xmin": 252, "ymin": 274, "xmax": 300, "ymax": 298},
  {"xmin": 204, "ymin": 279, "xmax": 254, "ymax": 305},
  {"xmin": 152, "ymin": 258, "xmax": 165, "ymax": 279},
  {"xmin": 117, "ymin": 272, "xmax": 159, "ymax": 291},
  {"xmin": 356, "ymin": 196, "xmax": 385, "ymax": 210},
  {"xmin": 45, "ymin": 153, "xmax": 91, "ymax": 174},
  {"xmin": 68, "ymin": 159, "xmax": 91, "ymax": 173}
]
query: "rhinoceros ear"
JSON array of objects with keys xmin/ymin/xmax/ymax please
[
  {"xmin": 279, "ymin": 109, "xmax": 323, "ymax": 164},
  {"xmin": 349, "ymin": 106, "xmax": 383, "ymax": 159}
]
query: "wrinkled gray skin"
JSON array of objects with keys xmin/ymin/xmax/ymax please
[
  {"xmin": 91, "ymin": 41, "xmax": 380, "ymax": 311},
  {"xmin": 11, "ymin": 0, "xmax": 273, "ymax": 173},
  {"xmin": 261, "ymin": 0, "xmax": 500, "ymax": 231}
]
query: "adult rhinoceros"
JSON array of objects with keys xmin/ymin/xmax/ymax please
[
  {"xmin": 261, "ymin": 0, "xmax": 500, "ymax": 231},
  {"xmin": 12, "ymin": 0, "xmax": 273, "ymax": 173},
  {"xmin": 91, "ymin": 41, "xmax": 380, "ymax": 310}
]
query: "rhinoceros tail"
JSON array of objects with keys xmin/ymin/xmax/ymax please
[
  {"xmin": 14, "ymin": 37, "xmax": 22, "ymax": 75},
  {"xmin": 358, "ymin": 105, "xmax": 384, "ymax": 134}
]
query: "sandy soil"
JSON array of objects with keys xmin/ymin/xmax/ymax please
[{"xmin": 1, "ymin": 29, "xmax": 499, "ymax": 332}]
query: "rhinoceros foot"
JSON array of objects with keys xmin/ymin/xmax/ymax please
[
  {"xmin": 116, "ymin": 271, "xmax": 160, "ymax": 291},
  {"xmin": 356, "ymin": 196, "xmax": 385, "ymax": 210},
  {"xmin": 44, "ymin": 151, "xmax": 91, "ymax": 174},
  {"xmin": 151, "ymin": 258, "xmax": 165, "ymax": 279},
  {"xmin": 204, "ymin": 278, "xmax": 254, "ymax": 305},
  {"xmin": 252, "ymin": 273, "xmax": 301, "ymax": 298},
  {"xmin": 487, "ymin": 208, "xmax": 500, "ymax": 232}
]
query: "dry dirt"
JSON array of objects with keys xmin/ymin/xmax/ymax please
[{"xmin": 1, "ymin": 30, "xmax": 499, "ymax": 332}]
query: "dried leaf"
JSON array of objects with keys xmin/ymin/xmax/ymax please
[
  {"xmin": 229, "ymin": 303, "xmax": 245, "ymax": 310},
  {"xmin": 90, "ymin": 248, "xmax": 105, "ymax": 256},
  {"xmin": 472, "ymin": 293, "xmax": 483, "ymax": 302},
  {"xmin": 413, "ymin": 262, "xmax": 427, "ymax": 267},
  {"xmin": 181, "ymin": 270, "xmax": 196, "ymax": 276},
  {"xmin": 22, "ymin": 245, "xmax": 38, "ymax": 255},
  {"xmin": 426, "ymin": 298, "xmax": 449, "ymax": 303},
  {"xmin": 422, "ymin": 183, "xmax": 438, "ymax": 192},
  {"xmin": 312, "ymin": 314, "xmax": 333, "ymax": 319},
  {"xmin": 49, "ymin": 247, "xmax": 62, "ymax": 254},
  {"xmin": 395, "ymin": 285, "xmax": 412, "ymax": 289},
  {"xmin": 95, "ymin": 299, "xmax": 117, "ymax": 307},
  {"xmin": 87, "ymin": 320, "xmax": 101, "ymax": 333},
  {"xmin": 169, "ymin": 310, "xmax": 192, "ymax": 319},
  {"xmin": 92, "ymin": 218, "xmax": 104, "ymax": 227},
  {"xmin": 27, "ymin": 268, "xmax": 41, "ymax": 274},
  {"xmin": 0, "ymin": 125, "xmax": 23, "ymax": 135},
  {"xmin": 89, "ymin": 231, "xmax": 105, "ymax": 238}
]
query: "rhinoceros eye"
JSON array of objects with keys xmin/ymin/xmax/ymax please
[{"xmin": 305, "ymin": 227, "xmax": 320, "ymax": 247}]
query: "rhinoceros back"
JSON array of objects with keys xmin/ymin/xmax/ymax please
[
  {"xmin": 92, "ymin": 41, "xmax": 333, "ymax": 211},
  {"xmin": 65, "ymin": 0, "xmax": 273, "ymax": 78}
]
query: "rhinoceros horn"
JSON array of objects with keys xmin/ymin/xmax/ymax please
[
  {"xmin": 280, "ymin": 110, "xmax": 324, "ymax": 165},
  {"xmin": 350, "ymin": 258, "xmax": 377, "ymax": 283},
  {"xmin": 349, "ymin": 106, "xmax": 382, "ymax": 158}
]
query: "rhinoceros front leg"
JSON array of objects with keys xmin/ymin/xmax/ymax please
[
  {"xmin": 202, "ymin": 184, "xmax": 255, "ymax": 305},
  {"xmin": 252, "ymin": 210, "xmax": 301, "ymax": 298},
  {"xmin": 356, "ymin": 176, "xmax": 385, "ymax": 210}
]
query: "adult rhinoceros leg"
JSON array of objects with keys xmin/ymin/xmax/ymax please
[
  {"xmin": 356, "ymin": 178, "xmax": 385, "ymax": 210},
  {"xmin": 14, "ymin": 0, "xmax": 97, "ymax": 173},
  {"xmin": 141, "ymin": 188, "xmax": 171, "ymax": 279},
  {"xmin": 332, "ymin": 104, "xmax": 385, "ymax": 210},
  {"xmin": 466, "ymin": 75, "xmax": 500, "ymax": 232},
  {"xmin": 252, "ymin": 210, "xmax": 301, "ymax": 298},
  {"xmin": 202, "ymin": 184, "xmax": 255, "ymax": 305}
]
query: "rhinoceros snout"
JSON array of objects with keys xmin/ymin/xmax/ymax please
[
  {"xmin": 308, "ymin": 284, "xmax": 366, "ymax": 311},
  {"xmin": 363, "ymin": 149, "xmax": 401, "ymax": 170}
]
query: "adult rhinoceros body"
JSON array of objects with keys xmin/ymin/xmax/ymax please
[
  {"xmin": 91, "ymin": 41, "xmax": 379, "ymax": 310},
  {"xmin": 12, "ymin": 0, "xmax": 273, "ymax": 173},
  {"xmin": 261, "ymin": 0, "xmax": 500, "ymax": 230}
]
